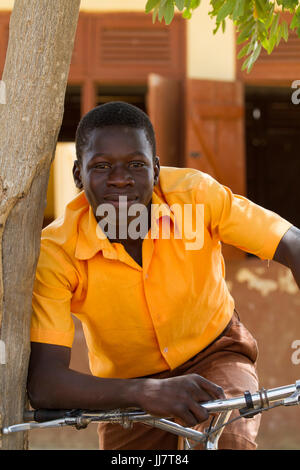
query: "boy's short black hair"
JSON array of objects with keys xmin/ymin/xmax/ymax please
[{"xmin": 75, "ymin": 101, "xmax": 156, "ymax": 164}]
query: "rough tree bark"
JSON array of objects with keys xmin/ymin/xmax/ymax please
[{"xmin": 0, "ymin": 0, "xmax": 81, "ymax": 450}]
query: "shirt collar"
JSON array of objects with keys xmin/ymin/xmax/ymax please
[
  {"xmin": 75, "ymin": 203, "xmax": 112, "ymax": 260},
  {"xmin": 151, "ymin": 191, "xmax": 175, "ymax": 223},
  {"xmin": 75, "ymin": 189, "xmax": 176, "ymax": 261}
]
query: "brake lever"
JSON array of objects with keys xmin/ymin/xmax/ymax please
[{"xmin": 2, "ymin": 415, "xmax": 91, "ymax": 434}]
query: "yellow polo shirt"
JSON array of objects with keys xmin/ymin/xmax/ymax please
[{"xmin": 30, "ymin": 166, "xmax": 292, "ymax": 378}]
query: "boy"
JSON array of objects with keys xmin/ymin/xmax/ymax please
[{"xmin": 28, "ymin": 101, "xmax": 300, "ymax": 450}]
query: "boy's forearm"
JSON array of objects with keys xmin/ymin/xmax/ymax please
[
  {"xmin": 28, "ymin": 365, "xmax": 144, "ymax": 411},
  {"xmin": 273, "ymin": 226, "xmax": 300, "ymax": 290},
  {"xmin": 290, "ymin": 258, "xmax": 300, "ymax": 290}
]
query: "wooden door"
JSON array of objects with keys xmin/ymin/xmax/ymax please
[
  {"xmin": 246, "ymin": 85, "xmax": 300, "ymax": 230},
  {"xmin": 185, "ymin": 79, "xmax": 246, "ymax": 260},
  {"xmin": 147, "ymin": 73, "xmax": 184, "ymax": 168}
]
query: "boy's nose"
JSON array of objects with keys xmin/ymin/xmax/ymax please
[{"xmin": 107, "ymin": 165, "xmax": 134, "ymax": 187}]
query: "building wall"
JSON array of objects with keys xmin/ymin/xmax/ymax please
[
  {"xmin": 1, "ymin": 0, "xmax": 236, "ymax": 81},
  {"xmin": 0, "ymin": 0, "xmax": 14, "ymax": 9},
  {"xmin": 187, "ymin": 2, "xmax": 235, "ymax": 81},
  {"xmin": 81, "ymin": 0, "xmax": 236, "ymax": 81}
]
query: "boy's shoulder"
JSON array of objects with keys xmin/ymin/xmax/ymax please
[
  {"xmin": 40, "ymin": 191, "xmax": 89, "ymax": 257},
  {"xmin": 157, "ymin": 166, "xmax": 213, "ymax": 199}
]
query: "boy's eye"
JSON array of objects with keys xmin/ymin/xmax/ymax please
[
  {"xmin": 129, "ymin": 162, "xmax": 144, "ymax": 168},
  {"xmin": 94, "ymin": 163, "xmax": 110, "ymax": 169}
]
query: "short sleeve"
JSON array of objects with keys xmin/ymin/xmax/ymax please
[
  {"xmin": 30, "ymin": 240, "xmax": 78, "ymax": 348},
  {"xmin": 202, "ymin": 176, "xmax": 293, "ymax": 260}
]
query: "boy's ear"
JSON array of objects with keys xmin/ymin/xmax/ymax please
[
  {"xmin": 153, "ymin": 156, "xmax": 160, "ymax": 186},
  {"xmin": 72, "ymin": 160, "xmax": 83, "ymax": 189}
]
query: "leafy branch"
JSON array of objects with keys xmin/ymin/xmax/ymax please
[
  {"xmin": 145, "ymin": 0, "xmax": 300, "ymax": 73},
  {"xmin": 145, "ymin": 0, "xmax": 201, "ymax": 25}
]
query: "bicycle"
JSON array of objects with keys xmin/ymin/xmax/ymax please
[{"xmin": 2, "ymin": 379, "xmax": 300, "ymax": 450}]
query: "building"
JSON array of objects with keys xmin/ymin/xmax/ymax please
[{"xmin": 0, "ymin": 0, "xmax": 299, "ymax": 449}]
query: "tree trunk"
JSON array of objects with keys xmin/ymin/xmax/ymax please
[{"xmin": 0, "ymin": 0, "xmax": 81, "ymax": 450}]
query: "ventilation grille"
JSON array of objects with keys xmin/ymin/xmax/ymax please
[{"xmin": 100, "ymin": 27, "xmax": 172, "ymax": 64}]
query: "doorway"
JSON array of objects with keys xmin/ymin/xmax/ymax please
[
  {"xmin": 96, "ymin": 84, "xmax": 147, "ymax": 112},
  {"xmin": 245, "ymin": 85, "xmax": 300, "ymax": 230}
]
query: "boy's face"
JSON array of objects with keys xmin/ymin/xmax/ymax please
[{"xmin": 73, "ymin": 125, "xmax": 160, "ymax": 229}]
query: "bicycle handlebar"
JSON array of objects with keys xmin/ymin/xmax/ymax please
[
  {"xmin": 2, "ymin": 380, "xmax": 300, "ymax": 449},
  {"xmin": 22, "ymin": 379, "xmax": 300, "ymax": 422}
]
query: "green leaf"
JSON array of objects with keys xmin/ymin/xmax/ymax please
[
  {"xmin": 282, "ymin": 20, "xmax": 289, "ymax": 41},
  {"xmin": 216, "ymin": 0, "xmax": 235, "ymax": 23},
  {"xmin": 241, "ymin": 42, "xmax": 261, "ymax": 73},
  {"xmin": 213, "ymin": 20, "xmax": 222, "ymax": 34},
  {"xmin": 275, "ymin": 24, "xmax": 282, "ymax": 46},
  {"xmin": 183, "ymin": 8, "xmax": 192, "ymax": 19},
  {"xmin": 232, "ymin": 0, "xmax": 246, "ymax": 21},
  {"xmin": 237, "ymin": 42, "xmax": 251, "ymax": 59},
  {"xmin": 290, "ymin": 13, "xmax": 300, "ymax": 30},
  {"xmin": 261, "ymin": 36, "xmax": 269, "ymax": 51},
  {"xmin": 257, "ymin": 20, "xmax": 267, "ymax": 35},
  {"xmin": 152, "ymin": 5, "xmax": 160, "ymax": 22},
  {"xmin": 190, "ymin": 0, "xmax": 201, "ymax": 9},
  {"xmin": 164, "ymin": 0, "xmax": 175, "ymax": 24},
  {"xmin": 250, "ymin": 41, "xmax": 262, "ymax": 64},
  {"xmin": 145, "ymin": 0, "xmax": 161, "ymax": 14},
  {"xmin": 236, "ymin": 19, "xmax": 255, "ymax": 44},
  {"xmin": 158, "ymin": 0, "xmax": 168, "ymax": 22},
  {"xmin": 263, "ymin": 3, "xmax": 275, "ymax": 29},
  {"xmin": 277, "ymin": 0, "xmax": 299, "ymax": 10},
  {"xmin": 266, "ymin": 33, "xmax": 277, "ymax": 54},
  {"xmin": 241, "ymin": 55, "xmax": 252, "ymax": 71},
  {"xmin": 270, "ymin": 12, "xmax": 280, "ymax": 38},
  {"xmin": 175, "ymin": 0, "xmax": 185, "ymax": 10},
  {"xmin": 254, "ymin": 0, "xmax": 268, "ymax": 19}
]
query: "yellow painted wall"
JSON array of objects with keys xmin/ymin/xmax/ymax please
[
  {"xmin": 187, "ymin": 1, "xmax": 235, "ymax": 81},
  {"xmin": 0, "ymin": 0, "xmax": 13, "ymax": 9},
  {"xmin": 80, "ymin": 0, "xmax": 145, "ymax": 11},
  {"xmin": 44, "ymin": 143, "xmax": 79, "ymax": 221},
  {"xmin": 53, "ymin": 143, "xmax": 79, "ymax": 219},
  {"xmin": 0, "ymin": 0, "xmax": 146, "ymax": 12}
]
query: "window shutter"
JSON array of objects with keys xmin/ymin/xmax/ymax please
[{"xmin": 90, "ymin": 13, "xmax": 186, "ymax": 81}]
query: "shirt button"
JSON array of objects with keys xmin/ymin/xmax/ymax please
[
  {"xmin": 164, "ymin": 347, "xmax": 168, "ymax": 353},
  {"xmin": 145, "ymin": 273, "xmax": 149, "ymax": 280}
]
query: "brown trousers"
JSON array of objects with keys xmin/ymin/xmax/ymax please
[{"xmin": 98, "ymin": 311, "xmax": 261, "ymax": 450}]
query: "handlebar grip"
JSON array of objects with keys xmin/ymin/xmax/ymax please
[{"xmin": 32, "ymin": 409, "xmax": 76, "ymax": 422}]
